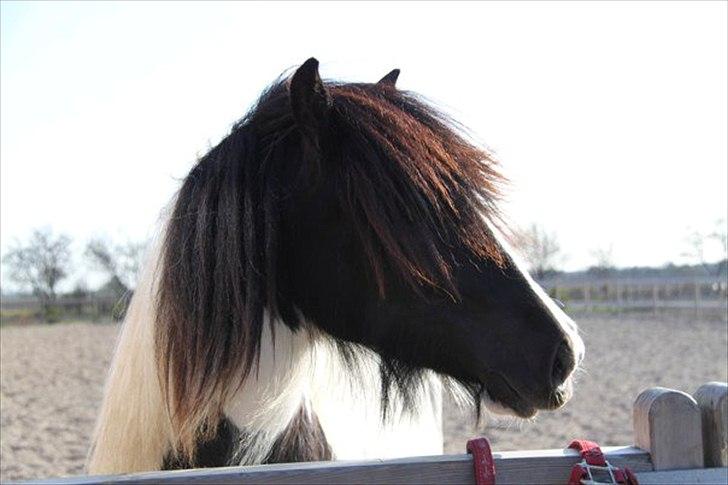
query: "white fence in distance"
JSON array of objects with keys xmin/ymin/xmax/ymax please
[{"xmin": 540, "ymin": 276, "xmax": 728, "ymax": 316}]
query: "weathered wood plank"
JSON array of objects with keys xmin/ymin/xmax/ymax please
[
  {"xmin": 695, "ymin": 382, "xmax": 728, "ymax": 467},
  {"xmin": 636, "ymin": 467, "xmax": 728, "ymax": 484},
  {"xmin": 21, "ymin": 446, "xmax": 651, "ymax": 485},
  {"xmin": 492, "ymin": 446, "xmax": 651, "ymax": 484},
  {"xmin": 634, "ymin": 387, "xmax": 704, "ymax": 470}
]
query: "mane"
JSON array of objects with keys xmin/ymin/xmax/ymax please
[{"xmin": 155, "ymin": 73, "xmax": 507, "ymax": 462}]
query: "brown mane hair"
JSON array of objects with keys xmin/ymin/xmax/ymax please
[{"xmin": 155, "ymin": 61, "xmax": 506, "ymax": 462}]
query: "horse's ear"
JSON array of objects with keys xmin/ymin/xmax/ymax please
[
  {"xmin": 377, "ymin": 69, "xmax": 400, "ymax": 87},
  {"xmin": 290, "ymin": 57, "xmax": 331, "ymax": 148}
]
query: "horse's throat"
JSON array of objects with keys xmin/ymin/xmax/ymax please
[
  {"xmin": 222, "ymin": 319, "xmax": 444, "ymax": 464},
  {"xmin": 310, "ymin": 357, "xmax": 444, "ymax": 460}
]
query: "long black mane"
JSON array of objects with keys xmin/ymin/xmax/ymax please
[{"xmin": 155, "ymin": 61, "xmax": 506, "ymax": 461}]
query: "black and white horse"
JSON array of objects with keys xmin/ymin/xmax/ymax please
[{"xmin": 88, "ymin": 58, "xmax": 584, "ymax": 474}]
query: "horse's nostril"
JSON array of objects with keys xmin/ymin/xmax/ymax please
[{"xmin": 550, "ymin": 340, "xmax": 575, "ymax": 388}]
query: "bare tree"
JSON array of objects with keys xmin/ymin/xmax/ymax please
[
  {"xmin": 85, "ymin": 238, "xmax": 146, "ymax": 293},
  {"xmin": 682, "ymin": 229, "xmax": 708, "ymax": 272},
  {"xmin": 709, "ymin": 218, "xmax": 727, "ymax": 276},
  {"xmin": 709, "ymin": 218, "xmax": 727, "ymax": 259},
  {"xmin": 517, "ymin": 224, "xmax": 563, "ymax": 280},
  {"xmin": 2, "ymin": 228, "xmax": 72, "ymax": 322},
  {"xmin": 683, "ymin": 230, "xmax": 713, "ymax": 275},
  {"xmin": 682, "ymin": 220, "xmax": 727, "ymax": 276},
  {"xmin": 588, "ymin": 245, "xmax": 615, "ymax": 277}
]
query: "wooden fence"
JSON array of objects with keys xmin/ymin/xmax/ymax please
[
  {"xmin": 0, "ymin": 295, "xmax": 126, "ymax": 323},
  {"xmin": 540, "ymin": 276, "xmax": 728, "ymax": 317},
  {"xmin": 23, "ymin": 382, "xmax": 728, "ymax": 484}
]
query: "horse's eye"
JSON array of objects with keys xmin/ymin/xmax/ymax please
[{"xmin": 552, "ymin": 298, "xmax": 566, "ymax": 310}]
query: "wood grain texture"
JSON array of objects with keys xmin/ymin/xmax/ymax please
[
  {"xmin": 633, "ymin": 386, "xmax": 704, "ymax": 470},
  {"xmin": 694, "ymin": 382, "xmax": 728, "ymax": 467},
  {"xmin": 636, "ymin": 467, "xmax": 728, "ymax": 484},
  {"xmin": 23, "ymin": 446, "xmax": 652, "ymax": 485}
]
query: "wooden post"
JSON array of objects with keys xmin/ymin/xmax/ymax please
[
  {"xmin": 694, "ymin": 382, "xmax": 728, "ymax": 467},
  {"xmin": 615, "ymin": 283, "xmax": 622, "ymax": 314},
  {"xmin": 633, "ymin": 387, "xmax": 704, "ymax": 470},
  {"xmin": 694, "ymin": 281, "xmax": 702, "ymax": 319},
  {"xmin": 584, "ymin": 285, "xmax": 591, "ymax": 313},
  {"xmin": 652, "ymin": 284, "xmax": 658, "ymax": 316}
]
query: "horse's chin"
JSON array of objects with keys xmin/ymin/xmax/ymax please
[
  {"xmin": 483, "ymin": 398, "xmax": 539, "ymax": 419},
  {"xmin": 482, "ymin": 372, "xmax": 538, "ymax": 418},
  {"xmin": 482, "ymin": 373, "xmax": 574, "ymax": 419}
]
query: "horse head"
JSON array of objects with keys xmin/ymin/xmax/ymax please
[{"xmin": 155, "ymin": 57, "xmax": 584, "ymax": 461}]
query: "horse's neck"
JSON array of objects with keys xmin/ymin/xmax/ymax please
[{"xmin": 223, "ymin": 320, "xmax": 443, "ymax": 463}]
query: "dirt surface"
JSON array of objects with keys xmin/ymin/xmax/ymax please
[
  {"xmin": 1, "ymin": 323, "xmax": 117, "ymax": 482},
  {"xmin": 1, "ymin": 315, "xmax": 726, "ymax": 482}
]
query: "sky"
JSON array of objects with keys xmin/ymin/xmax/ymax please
[{"xmin": 1, "ymin": 1, "xmax": 727, "ymax": 291}]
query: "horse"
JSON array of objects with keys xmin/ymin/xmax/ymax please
[{"xmin": 88, "ymin": 58, "xmax": 585, "ymax": 475}]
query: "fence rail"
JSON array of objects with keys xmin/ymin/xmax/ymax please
[
  {"xmin": 0, "ymin": 296, "xmax": 122, "ymax": 310},
  {"xmin": 21, "ymin": 382, "xmax": 728, "ymax": 485},
  {"xmin": 0, "ymin": 295, "xmax": 126, "ymax": 323},
  {"xmin": 30, "ymin": 447, "xmax": 655, "ymax": 484},
  {"xmin": 540, "ymin": 277, "xmax": 728, "ymax": 316}
]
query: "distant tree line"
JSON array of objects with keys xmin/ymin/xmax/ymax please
[
  {"xmin": 2, "ymin": 228, "xmax": 148, "ymax": 322},
  {"xmin": 2, "ymin": 219, "xmax": 726, "ymax": 323},
  {"xmin": 515, "ymin": 218, "xmax": 727, "ymax": 281}
]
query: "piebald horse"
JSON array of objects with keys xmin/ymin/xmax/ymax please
[{"xmin": 88, "ymin": 58, "xmax": 584, "ymax": 474}]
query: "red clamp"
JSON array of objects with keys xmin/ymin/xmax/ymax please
[
  {"xmin": 467, "ymin": 437, "xmax": 496, "ymax": 485},
  {"xmin": 567, "ymin": 440, "xmax": 639, "ymax": 485}
]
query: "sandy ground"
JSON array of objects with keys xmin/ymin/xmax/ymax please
[{"xmin": 1, "ymin": 314, "xmax": 726, "ymax": 482}]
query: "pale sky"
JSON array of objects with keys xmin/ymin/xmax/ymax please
[{"xmin": 1, "ymin": 1, "xmax": 727, "ymax": 291}]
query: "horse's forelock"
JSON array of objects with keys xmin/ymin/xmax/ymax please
[{"xmin": 329, "ymin": 84, "xmax": 507, "ymax": 295}]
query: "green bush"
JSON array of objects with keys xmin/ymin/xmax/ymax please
[{"xmin": 43, "ymin": 305, "xmax": 63, "ymax": 323}]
